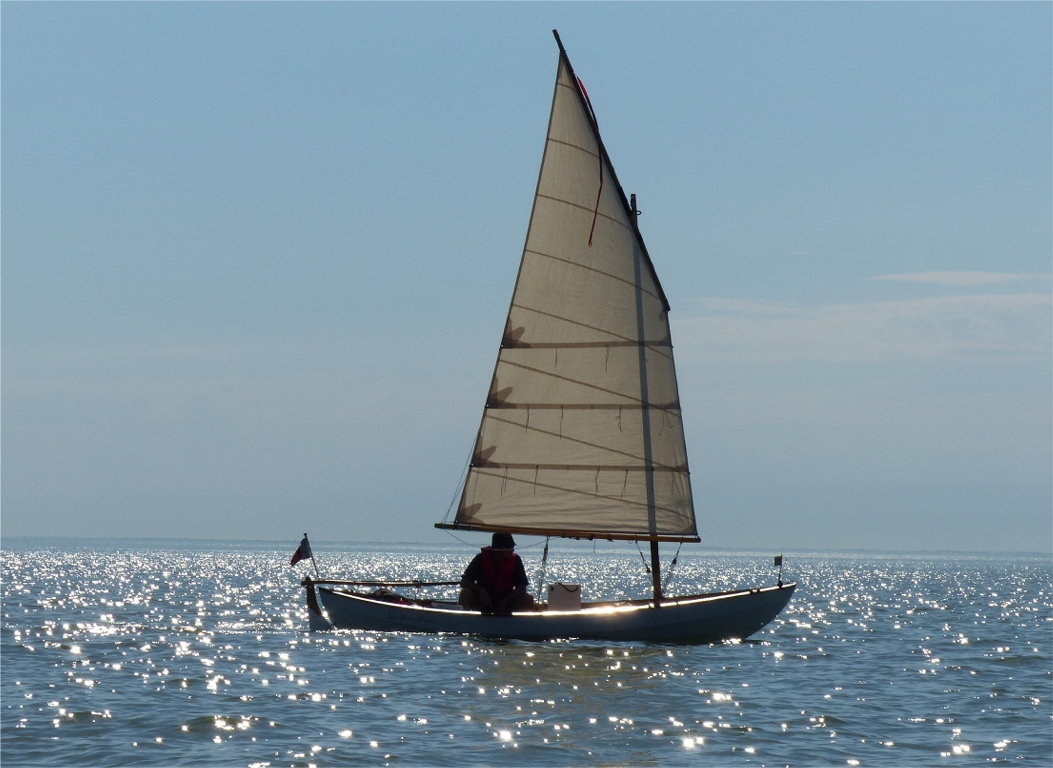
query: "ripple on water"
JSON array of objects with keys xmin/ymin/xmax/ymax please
[{"xmin": 1, "ymin": 545, "xmax": 1050, "ymax": 765}]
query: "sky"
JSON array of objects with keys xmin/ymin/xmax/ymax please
[{"xmin": 3, "ymin": 3, "xmax": 1050, "ymax": 553}]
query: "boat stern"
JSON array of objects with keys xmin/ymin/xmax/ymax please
[{"xmin": 303, "ymin": 579, "xmax": 333, "ymax": 632}]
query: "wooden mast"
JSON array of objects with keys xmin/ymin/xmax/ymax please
[
  {"xmin": 631, "ymin": 192, "xmax": 662, "ymax": 609},
  {"xmin": 651, "ymin": 540, "xmax": 662, "ymax": 607}
]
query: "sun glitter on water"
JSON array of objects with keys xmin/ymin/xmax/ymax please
[{"xmin": 1, "ymin": 543, "xmax": 1050, "ymax": 766}]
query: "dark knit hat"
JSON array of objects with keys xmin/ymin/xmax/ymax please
[{"xmin": 491, "ymin": 532, "xmax": 516, "ymax": 550}]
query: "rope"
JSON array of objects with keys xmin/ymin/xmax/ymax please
[
  {"xmin": 577, "ymin": 76, "xmax": 603, "ymax": 247},
  {"xmin": 661, "ymin": 541, "xmax": 683, "ymax": 592},
  {"xmin": 535, "ymin": 537, "xmax": 550, "ymax": 601},
  {"xmin": 439, "ymin": 528, "xmax": 476, "ymax": 548},
  {"xmin": 440, "ymin": 529, "xmax": 547, "ymax": 552},
  {"xmin": 635, "ymin": 540, "xmax": 652, "ymax": 576},
  {"xmin": 440, "ymin": 436, "xmax": 476, "ymax": 524}
]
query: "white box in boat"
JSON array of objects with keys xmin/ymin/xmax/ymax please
[{"xmin": 547, "ymin": 583, "xmax": 581, "ymax": 611}]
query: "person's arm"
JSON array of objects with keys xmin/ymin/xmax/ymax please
[
  {"xmin": 495, "ymin": 557, "xmax": 530, "ymax": 613},
  {"xmin": 460, "ymin": 554, "xmax": 492, "ymax": 610},
  {"xmin": 513, "ymin": 556, "xmax": 529, "ymax": 590},
  {"xmin": 461, "ymin": 554, "xmax": 482, "ymax": 589}
]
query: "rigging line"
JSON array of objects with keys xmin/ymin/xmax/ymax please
[
  {"xmin": 439, "ymin": 527, "xmax": 477, "ymax": 549},
  {"xmin": 635, "ymin": 540, "xmax": 652, "ymax": 576},
  {"xmin": 661, "ymin": 541, "xmax": 683, "ymax": 593},
  {"xmin": 441, "ymin": 434, "xmax": 477, "ymax": 523},
  {"xmin": 441, "ymin": 530, "xmax": 549, "ymax": 552},
  {"xmin": 535, "ymin": 536, "xmax": 550, "ymax": 603},
  {"xmin": 576, "ymin": 76, "xmax": 603, "ymax": 247}
]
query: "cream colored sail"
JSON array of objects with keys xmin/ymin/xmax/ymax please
[{"xmin": 441, "ymin": 49, "xmax": 697, "ymax": 542}]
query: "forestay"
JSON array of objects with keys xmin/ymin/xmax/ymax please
[{"xmin": 441, "ymin": 47, "xmax": 697, "ymax": 542}]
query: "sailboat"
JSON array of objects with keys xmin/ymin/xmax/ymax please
[{"xmin": 305, "ymin": 31, "xmax": 795, "ymax": 643}]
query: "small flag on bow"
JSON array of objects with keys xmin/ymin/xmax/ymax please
[
  {"xmin": 773, "ymin": 555, "xmax": 782, "ymax": 567},
  {"xmin": 290, "ymin": 536, "xmax": 312, "ymax": 567}
]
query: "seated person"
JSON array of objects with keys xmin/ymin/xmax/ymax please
[{"xmin": 459, "ymin": 533, "xmax": 535, "ymax": 614}]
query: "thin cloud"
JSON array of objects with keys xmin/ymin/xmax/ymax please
[
  {"xmin": 672, "ymin": 293, "xmax": 1052, "ymax": 363},
  {"xmin": 870, "ymin": 271, "xmax": 1039, "ymax": 286}
]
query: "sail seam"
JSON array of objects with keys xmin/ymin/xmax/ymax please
[
  {"xmin": 476, "ymin": 462, "xmax": 688, "ymax": 472},
  {"xmin": 486, "ymin": 402, "xmax": 680, "ymax": 411},
  {"xmin": 510, "ymin": 302, "xmax": 634, "ymax": 343},
  {"xmin": 510, "ymin": 304, "xmax": 674, "ymax": 360},
  {"xmin": 524, "ymin": 248, "xmax": 661, "ymax": 301},
  {"xmin": 545, "ymin": 136, "xmax": 599, "ymax": 159},
  {"xmin": 503, "ymin": 341, "xmax": 670, "ymax": 350},
  {"xmin": 482, "ymin": 412, "xmax": 679, "ymax": 469},
  {"xmin": 535, "ymin": 193, "xmax": 631, "ymax": 232},
  {"xmin": 472, "ymin": 468, "xmax": 684, "ymax": 516},
  {"xmin": 497, "ymin": 358, "xmax": 668, "ymax": 406}
]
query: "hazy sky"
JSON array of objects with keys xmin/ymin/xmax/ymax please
[{"xmin": 3, "ymin": 3, "xmax": 1050, "ymax": 552}]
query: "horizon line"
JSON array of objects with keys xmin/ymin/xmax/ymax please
[{"xmin": 1, "ymin": 535, "xmax": 1048, "ymax": 559}]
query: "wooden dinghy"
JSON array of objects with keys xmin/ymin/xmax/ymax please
[
  {"xmin": 300, "ymin": 32, "xmax": 796, "ymax": 643},
  {"xmin": 308, "ymin": 580, "xmax": 795, "ymax": 643}
]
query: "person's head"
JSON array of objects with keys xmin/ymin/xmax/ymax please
[{"xmin": 490, "ymin": 532, "xmax": 516, "ymax": 561}]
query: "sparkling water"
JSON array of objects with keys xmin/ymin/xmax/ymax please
[{"xmin": 2, "ymin": 540, "xmax": 1050, "ymax": 766}]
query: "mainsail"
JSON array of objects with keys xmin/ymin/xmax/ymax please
[{"xmin": 438, "ymin": 38, "xmax": 697, "ymax": 543}]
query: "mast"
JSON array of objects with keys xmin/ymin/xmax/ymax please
[
  {"xmin": 633, "ymin": 191, "xmax": 662, "ymax": 608},
  {"xmin": 651, "ymin": 541, "xmax": 662, "ymax": 606}
]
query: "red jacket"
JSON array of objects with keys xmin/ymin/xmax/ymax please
[{"xmin": 477, "ymin": 547, "xmax": 519, "ymax": 597}]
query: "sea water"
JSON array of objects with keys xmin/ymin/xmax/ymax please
[{"xmin": 2, "ymin": 540, "xmax": 1050, "ymax": 766}]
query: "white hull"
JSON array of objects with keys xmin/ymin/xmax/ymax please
[{"xmin": 313, "ymin": 583, "xmax": 795, "ymax": 643}]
